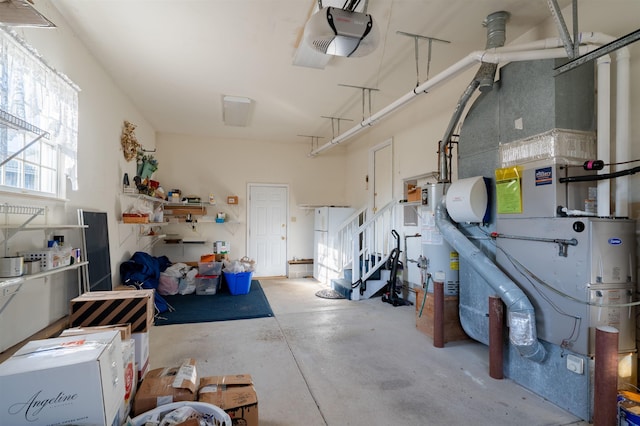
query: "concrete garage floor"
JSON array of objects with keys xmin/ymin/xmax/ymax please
[{"xmin": 149, "ymin": 278, "xmax": 590, "ymax": 426}]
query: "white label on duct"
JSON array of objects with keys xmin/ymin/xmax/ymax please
[{"xmin": 515, "ymin": 117, "xmax": 523, "ymax": 130}]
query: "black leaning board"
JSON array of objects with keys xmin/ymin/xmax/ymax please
[{"xmin": 80, "ymin": 210, "xmax": 112, "ymax": 291}]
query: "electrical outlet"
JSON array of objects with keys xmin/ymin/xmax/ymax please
[{"xmin": 566, "ymin": 354, "xmax": 584, "ymax": 374}]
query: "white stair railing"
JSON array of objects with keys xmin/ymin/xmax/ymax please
[
  {"xmin": 334, "ymin": 206, "xmax": 366, "ymax": 276},
  {"xmin": 349, "ymin": 201, "xmax": 397, "ymax": 300}
]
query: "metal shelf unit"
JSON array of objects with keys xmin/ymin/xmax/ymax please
[{"xmin": 0, "ymin": 204, "xmax": 89, "ymax": 298}]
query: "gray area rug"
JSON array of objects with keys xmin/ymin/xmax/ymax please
[{"xmin": 315, "ymin": 289, "xmax": 346, "ymax": 299}]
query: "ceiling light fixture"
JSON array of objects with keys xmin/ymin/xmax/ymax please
[{"xmin": 222, "ymin": 96, "xmax": 253, "ymax": 127}]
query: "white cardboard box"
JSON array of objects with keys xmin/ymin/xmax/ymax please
[
  {"xmin": 132, "ymin": 331, "xmax": 149, "ymax": 380},
  {"xmin": 121, "ymin": 338, "xmax": 136, "ymax": 420},
  {"xmin": 0, "ymin": 330, "xmax": 125, "ymax": 426}
]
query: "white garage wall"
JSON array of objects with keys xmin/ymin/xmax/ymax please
[
  {"xmin": 153, "ymin": 133, "xmax": 350, "ymax": 263},
  {"xmin": 0, "ymin": 1, "xmax": 158, "ymax": 351}
]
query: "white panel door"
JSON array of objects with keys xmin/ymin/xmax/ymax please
[
  {"xmin": 371, "ymin": 140, "xmax": 393, "ymax": 213},
  {"xmin": 248, "ymin": 184, "xmax": 288, "ymax": 277}
]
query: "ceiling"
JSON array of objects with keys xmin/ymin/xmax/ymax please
[{"xmin": 48, "ymin": 0, "xmax": 573, "ymax": 147}]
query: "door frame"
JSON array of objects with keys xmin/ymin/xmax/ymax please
[
  {"xmin": 246, "ymin": 182, "xmax": 289, "ymax": 277},
  {"xmin": 368, "ymin": 138, "xmax": 393, "ymax": 215}
]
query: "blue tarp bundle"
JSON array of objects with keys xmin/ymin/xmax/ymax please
[{"xmin": 120, "ymin": 251, "xmax": 172, "ymax": 313}]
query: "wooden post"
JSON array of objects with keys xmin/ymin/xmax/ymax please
[
  {"xmin": 489, "ymin": 295, "xmax": 504, "ymax": 380},
  {"xmin": 433, "ymin": 280, "xmax": 444, "ymax": 348},
  {"xmin": 593, "ymin": 326, "xmax": 619, "ymax": 426}
]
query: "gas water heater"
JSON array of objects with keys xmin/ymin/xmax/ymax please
[{"xmin": 420, "ymin": 183, "xmax": 459, "ymax": 295}]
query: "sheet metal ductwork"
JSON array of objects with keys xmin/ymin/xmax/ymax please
[
  {"xmin": 435, "ymin": 201, "xmax": 547, "ymax": 363},
  {"xmin": 438, "ymin": 11, "xmax": 509, "ymax": 182}
]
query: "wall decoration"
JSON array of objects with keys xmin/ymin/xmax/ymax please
[
  {"xmin": 136, "ymin": 150, "xmax": 158, "ymax": 179},
  {"xmin": 121, "ymin": 120, "xmax": 140, "ymax": 161}
]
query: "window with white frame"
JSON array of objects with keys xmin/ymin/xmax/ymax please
[{"xmin": 0, "ymin": 26, "xmax": 79, "ymax": 198}]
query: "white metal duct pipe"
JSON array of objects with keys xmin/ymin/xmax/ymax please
[
  {"xmin": 435, "ymin": 201, "xmax": 546, "ymax": 363},
  {"xmin": 597, "ymin": 55, "xmax": 612, "ymax": 217},
  {"xmin": 615, "ymin": 47, "xmax": 631, "ymax": 217},
  {"xmin": 309, "ymin": 31, "xmax": 623, "ymax": 158},
  {"xmin": 309, "ymin": 51, "xmax": 482, "ymax": 156},
  {"xmin": 493, "ymin": 31, "xmax": 612, "ymax": 53},
  {"xmin": 309, "ymin": 45, "xmax": 598, "ymax": 157}
]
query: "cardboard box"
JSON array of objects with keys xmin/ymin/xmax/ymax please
[
  {"xmin": 407, "ymin": 186, "xmax": 421, "ymax": 202},
  {"xmin": 132, "ymin": 331, "xmax": 150, "ymax": 380},
  {"xmin": 415, "ymin": 287, "xmax": 468, "ymax": 343},
  {"xmin": 120, "ymin": 339, "xmax": 136, "ymax": 420},
  {"xmin": 70, "ymin": 289, "xmax": 155, "ymax": 332},
  {"xmin": 213, "ymin": 241, "xmax": 229, "ymax": 254},
  {"xmin": 59, "ymin": 326, "xmax": 136, "ymax": 419},
  {"xmin": 133, "ymin": 358, "xmax": 198, "ymax": 416},
  {"xmin": 61, "ymin": 323, "xmax": 132, "ymax": 342},
  {"xmin": 199, "ymin": 374, "xmax": 258, "ymax": 426},
  {"xmin": 0, "ymin": 330, "xmax": 125, "ymax": 426}
]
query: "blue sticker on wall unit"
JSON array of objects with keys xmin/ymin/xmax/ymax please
[
  {"xmin": 608, "ymin": 238, "xmax": 622, "ymax": 245},
  {"xmin": 535, "ymin": 167, "xmax": 553, "ymax": 186}
]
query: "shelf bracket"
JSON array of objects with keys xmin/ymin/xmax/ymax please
[
  {"xmin": 1, "ymin": 203, "xmax": 47, "ymax": 256},
  {"xmin": 0, "ymin": 109, "xmax": 51, "ymax": 168}
]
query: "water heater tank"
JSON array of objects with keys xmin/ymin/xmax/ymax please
[{"xmin": 422, "ymin": 183, "xmax": 459, "ymax": 295}]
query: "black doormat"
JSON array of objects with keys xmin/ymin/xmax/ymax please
[
  {"xmin": 155, "ymin": 280, "xmax": 274, "ymax": 325},
  {"xmin": 315, "ymin": 289, "xmax": 346, "ymax": 299}
]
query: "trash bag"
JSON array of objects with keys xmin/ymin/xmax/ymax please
[{"xmin": 178, "ymin": 268, "xmax": 198, "ymax": 295}]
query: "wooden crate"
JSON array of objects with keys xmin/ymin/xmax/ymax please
[
  {"xmin": 164, "ymin": 205, "xmax": 206, "ymax": 216},
  {"xmin": 122, "ymin": 213, "xmax": 149, "ymax": 223},
  {"xmin": 415, "ymin": 287, "xmax": 468, "ymax": 343}
]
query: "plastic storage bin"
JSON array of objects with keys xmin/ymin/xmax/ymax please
[
  {"xmin": 196, "ymin": 275, "xmax": 220, "ymax": 295},
  {"xmin": 223, "ymin": 271, "xmax": 253, "ymax": 295},
  {"xmin": 21, "ymin": 247, "xmax": 73, "ymax": 271},
  {"xmin": 198, "ymin": 261, "xmax": 222, "ymax": 276},
  {"xmin": 131, "ymin": 401, "xmax": 231, "ymax": 426}
]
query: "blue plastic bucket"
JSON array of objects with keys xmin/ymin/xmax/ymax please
[
  {"xmin": 224, "ymin": 271, "xmax": 253, "ymax": 295},
  {"xmin": 619, "ymin": 394, "xmax": 640, "ymax": 425}
]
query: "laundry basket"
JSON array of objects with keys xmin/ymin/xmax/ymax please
[{"xmin": 131, "ymin": 401, "xmax": 231, "ymax": 426}]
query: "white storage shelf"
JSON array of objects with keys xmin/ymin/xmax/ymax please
[
  {"xmin": 163, "ymin": 203, "xmax": 242, "ymax": 235},
  {"xmin": 122, "ymin": 193, "xmax": 168, "ymax": 205},
  {"xmin": 0, "ymin": 261, "xmax": 89, "ymax": 295},
  {"xmin": 0, "ymin": 201, "xmax": 89, "ymax": 293},
  {"xmin": 0, "ymin": 224, "xmax": 87, "ymax": 231}
]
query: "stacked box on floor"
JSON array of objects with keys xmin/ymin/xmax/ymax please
[
  {"xmin": 69, "ymin": 290, "xmax": 153, "ymax": 381},
  {"xmin": 60, "ymin": 323, "xmax": 132, "ymax": 342},
  {"xmin": 198, "ymin": 374, "xmax": 258, "ymax": 426},
  {"xmin": 60, "ymin": 324, "xmax": 137, "ymax": 420},
  {"xmin": 0, "ymin": 330, "xmax": 125, "ymax": 426},
  {"xmin": 133, "ymin": 358, "xmax": 198, "ymax": 416},
  {"xmin": 132, "ymin": 330, "xmax": 150, "ymax": 380},
  {"xmin": 69, "ymin": 289, "xmax": 155, "ymax": 332}
]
